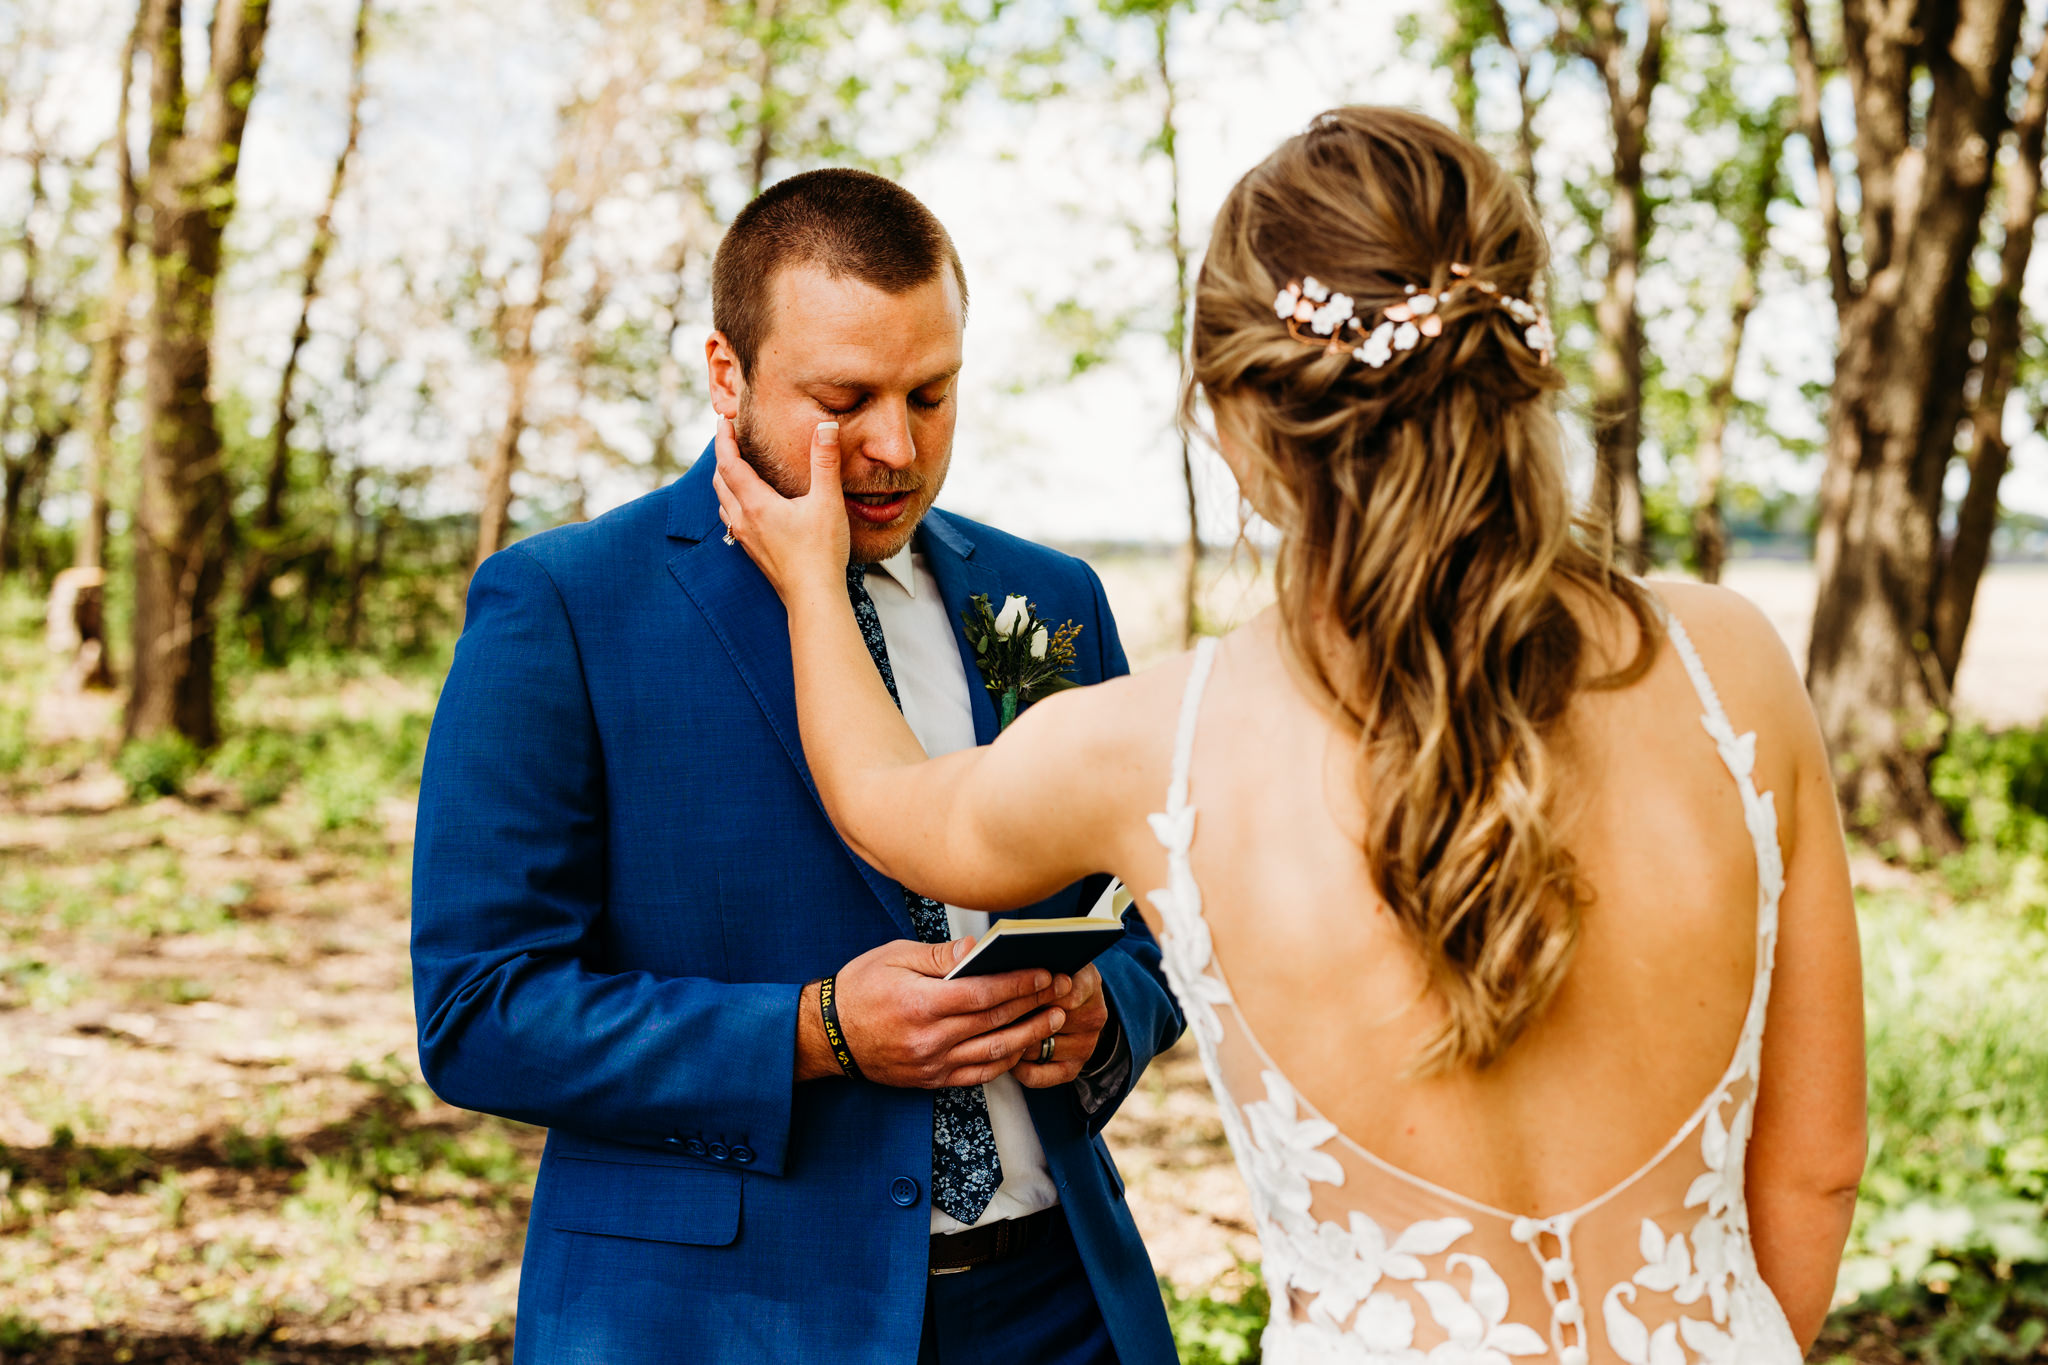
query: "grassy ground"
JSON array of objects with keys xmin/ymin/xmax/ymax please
[{"xmin": 1, "ymin": 567, "xmax": 2045, "ymax": 1363}]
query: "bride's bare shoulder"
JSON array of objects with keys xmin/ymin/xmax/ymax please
[
  {"xmin": 1016, "ymin": 621, "xmax": 1261, "ymax": 792},
  {"xmin": 1641, "ymin": 578, "xmax": 1804, "ymax": 702}
]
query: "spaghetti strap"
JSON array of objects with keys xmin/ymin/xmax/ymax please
[
  {"xmin": 1662, "ymin": 611, "xmax": 1735, "ymax": 738},
  {"xmin": 1165, "ymin": 637, "xmax": 1220, "ymax": 818},
  {"xmin": 1660, "ymin": 609, "xmax": 1787, "ymax": 953}
]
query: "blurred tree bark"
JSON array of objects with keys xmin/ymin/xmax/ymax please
[
  {"xmin": 1692, "ymin": 110, "xmax": 1785, "ymax": 584},
  {"xmin": 128, "ymin": 0, "xmax": 274, "ymax": 746},
  {"xmin": 0, "ymin": 133, "xmax": 94, "ymax": 583},
  {"xmin": 241, "ymin": 0, "xmax": 371, "ymax": 660},
  {"xmin": 1148, "ymin": 7, "xmax": 1201, "ymax": 647},
  {"xmin": 748, "ymin": 0, "xmax": 782, "ymax": 196},
  {"xmin": 1932, "ymin": 20, "xmax": 2048, "ymax": 689},
  {"xmin": 1081, "ymin": 0, "xmax": 1208, "ymax": 644},
  {"xmin": 1795, "ymin": 0, "xmax": 2030, "ymax": 852},
  {"xmin": 1556, "ymin": 0, "xmax": 1667, "ymax": 573},
  {"xmin": 77, "ymin": 0, "xmax": 152, "ymax": 591},
  {"xmin": 470, "ymin": 82, "xmax": 621, "ymax": 576},
  {"xmin": 1443, "ymin": 0, "xmax": 1539, "ymax": 191},
  {"xmin": 0, "ymin": 142, "xmax": 52, "ymax": 577}
]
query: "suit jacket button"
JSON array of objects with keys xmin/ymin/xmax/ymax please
[
  {"xmin": 889, "ymin": 1176, "xmax": 921, "ymax": 1208},
  {"xmin": 707, "ymin": 1142, "xmax": 730, "ymax": 1161},
  {"xmin": 731, "ymin": 1144, "xmax": 755, "ymax": 1165},
  {"xmin": 683, "ymin": 1138, "xmax": 707, "ymax": 1158}
]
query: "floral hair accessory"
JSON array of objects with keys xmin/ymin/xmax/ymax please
[{"xmin": 1272, "ymin": 262, "xmax": 1554, "ymax": 370}]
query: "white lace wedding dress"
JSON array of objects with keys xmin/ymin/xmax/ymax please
[{"xmin": 1148, "ymin": 624, "xmax": 1803, "ymax": 1365}]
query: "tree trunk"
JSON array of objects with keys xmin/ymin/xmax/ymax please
[
  {"xmin": 78, "ymin": 0, "xmax": 152, "ymax": 580},
  {"xmin": 0, "ymin": 148, "xmax": 50, "ymax": 578},
  {"xmin": 473, "ymin": 346, "xmax": 534, "ymax": 571},
  {"xmin": 3, "ymin": 425, "xmax": 63, "ymax": 578},
  {"xmin": 1804, "ymin": 0, "xmax": 2025, "ymax": 853},
  {"xmin": 1589, "ymin": 202, "xmax": 1646, "ymax": 570},
  {"xmin": 1152, "ymin": 12, "xmax": 1200, "ymax": 646},
  {"xmin": 1787, "ymin": 0, "xmax": 1851, "ymax": 311},
  {"xmin": 240, "ymin": 0, "xmax": 370, "ymax": 656},
  {"xmin": 1492, "ymin": 0, "xmax": 1539, "ymax": 194},
  {"xmin": 0, "ymin": 465, "xmax": 27, "ymax": 576},
  {"xmin": 650, "ymin": 243, "xmax": 695, "ymax": 480},
  {"xmin": 80, "ymin": 269, "xmax": 135, "ymax": 581},
  {"xmin": 1688, "ymin": 303, "xmax": 1743, "ymax": 584},
  {"xmin": 1932, "ymin": 20, "xmax": 2048, "ymax": 688},
  {"xmin": 470, "ymin": 80, "xmax": 617, "ymax": 578},
  {"xmin": 1692, "ymin": 119, "xmax": 1783, "ymax": 584},
  {"xmin": 338, "ymin": 457, "xmax": 369, "ymax": 650},
  {"xmin": 1574, "ymin": 0, "xmax": 1665, "ymax": 574},
  {"xmin": 128, "ymin": 0, "xmax": 274, "ymax": 747},
  {"xmin": 749, "ymin": 0, "xmax": 780, "ymax": 197},
  {"xmin": 1451, "ymin": 44, "xmax": 1477, "ymax": 141}
]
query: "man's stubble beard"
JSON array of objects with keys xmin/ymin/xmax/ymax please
[
  {"xmin": 731, "ymin": 389, "xmax": 809, "ymax": 501},
  {"xmin": 733, "ymin": 387, "xmax": 946, "ymax": 564}
]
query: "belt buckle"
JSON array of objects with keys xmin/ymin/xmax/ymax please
[{"xmin": 929, "ymin": 1263, "xmax": 973, "ymax": 1277}]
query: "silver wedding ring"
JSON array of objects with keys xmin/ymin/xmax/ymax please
[{"xmin": 1038, "ymin": 1036, "xmax": 1056, "ymax": 1064}]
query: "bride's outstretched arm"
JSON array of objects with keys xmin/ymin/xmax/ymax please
[{"xmin": 713, "ymin": 417, "xmax": 1133, "ymax": 910}]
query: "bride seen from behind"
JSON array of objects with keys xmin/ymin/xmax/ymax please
[{"xmin": 714, "ymin": 106, "xmax": 1866, "ymax": 1364}]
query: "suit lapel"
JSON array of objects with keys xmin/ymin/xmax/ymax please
[
  {"xmin": 918, "ymin": 512, "xmax": 1003, "ymax": 748},
  {"xmin": 665, "ymin": 454, "xmax": 915, "ymax": 936}
]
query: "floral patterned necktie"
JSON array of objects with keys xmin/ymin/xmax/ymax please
[{"xmin": 845, "ymin": 562, "xmax": 1004, "ymax": 1225}]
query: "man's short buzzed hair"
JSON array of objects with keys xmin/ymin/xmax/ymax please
[{"xmin": 712, "ymin": 168, "xmax": 969, "ymax": 377}]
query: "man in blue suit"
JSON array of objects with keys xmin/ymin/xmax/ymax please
[{"xmin": 412, "ymin": 168, "xmax": 1184, "ymax": 1364}]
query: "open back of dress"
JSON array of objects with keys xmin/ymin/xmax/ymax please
[{"xmin": 1146, "ymin": 620, "xmax": 1802, "ymax": 1365}]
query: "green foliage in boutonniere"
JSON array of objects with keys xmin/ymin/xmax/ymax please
[{"xmin": 961, "ymin": 593, "xmax": 1084, "ymax": 731}]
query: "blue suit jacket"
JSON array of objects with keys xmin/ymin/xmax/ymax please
[{"xmin": 412, "ymin": 452, "xmax": 1185, "ymax": 1364}]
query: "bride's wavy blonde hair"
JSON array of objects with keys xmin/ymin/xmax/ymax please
[{"xmin": 1188, "ymin": 106, "xmax": 1659, "ymax": 1074}]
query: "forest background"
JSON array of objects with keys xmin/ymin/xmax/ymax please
[{"xmin": 2, "ymin": 0, "xmax": 2048, "ymax": 1361}]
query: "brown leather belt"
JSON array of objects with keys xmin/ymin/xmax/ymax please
[{"xmin": 928, "ymin": 1205, "xmax": 1064, "ymax": 1276}]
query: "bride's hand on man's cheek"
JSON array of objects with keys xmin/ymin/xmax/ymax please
[{"xmin": 712, "ymin": 413, "xmax": 850, "ymax": 599}]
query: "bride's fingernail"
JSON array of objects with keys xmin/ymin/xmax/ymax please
[{"xmin": 817, "ymin": 421, "xmax": 839, "ymax": 441}]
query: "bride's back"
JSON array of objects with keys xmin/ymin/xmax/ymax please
[{"xmin": 1186, "ymin": 593, "xmax": 1760, "ymax": 1216}]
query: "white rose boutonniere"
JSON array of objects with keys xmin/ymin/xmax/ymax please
[
  {"xmin": 993, "ymin": 594, "xmax": 1030, "ymax": 635},
  {"xmin": 961, "ymin": 592, "xmax": 1083, "ymax": 730}
]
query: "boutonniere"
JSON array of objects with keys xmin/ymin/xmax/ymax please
[{"xmin": 961, "ymin": 593, "xmax": 1083, "ymax": 731}]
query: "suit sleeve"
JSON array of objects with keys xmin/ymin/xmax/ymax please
[
  {"xmin": 1070, "ymin": 558, "xmax": 1187, "ymax": 1133},
  {"xmin": 411, "ymin": 546, "xmax": 801, "ymax": 1174}
]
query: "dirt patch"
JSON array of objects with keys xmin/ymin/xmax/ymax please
[{"xmin": 1, "ymin": 634, "xmax": 532, "ymax": 1358}]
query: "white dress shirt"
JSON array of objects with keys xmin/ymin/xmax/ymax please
[{"xmin": 860, "ymin": 546, "xmax": 1063, "ymax": 1234}]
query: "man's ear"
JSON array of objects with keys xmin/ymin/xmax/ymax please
[{"xmin": 705, "ymin": 332, "xmax": 744, "ymax": 418}]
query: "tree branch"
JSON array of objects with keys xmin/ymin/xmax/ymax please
[
  {"xmin": 1635, "ymin": 0, "xmax": 1668, "ymax": 120},
  {"xmin": 1787, "ymin": 0, "xmax": 1853, "ymax": 310},
  {"xmin": 1933, "ymin": 15, "xmax": 2048, "ymax": 682},
  {"xmin": 1490, "ymin": 0, "xmax": 1540, "ymax": 191}
]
